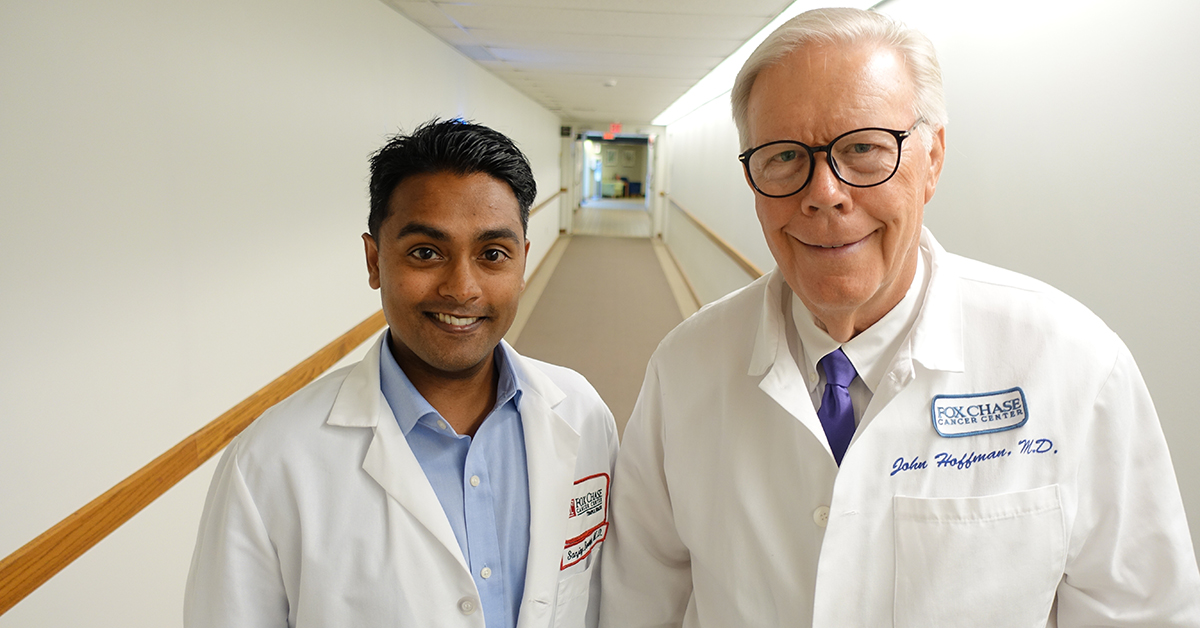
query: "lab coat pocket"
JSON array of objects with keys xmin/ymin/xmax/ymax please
[
  {"xmin": 552, "ymin": 562, "xmax": 595, "ymax": 628},
  {"xmin": 893, "ymin": 485, "xmax": 1065, "ymax": 628}
]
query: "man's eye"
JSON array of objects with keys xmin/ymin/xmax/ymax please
[
  {"xmin": 850, "ymin": 143, "xmax": 875, "ymax": 154},
  {"xmin": 773, "ymin": 150, "xmax": 798, "ymax": 163},
  {"xmin": 482, "ymin": 249, "xmax": 510, "ymax": 263},
  {"xmin": 410, "ymin": 247, "xmax": 438, "ymax": 261}
]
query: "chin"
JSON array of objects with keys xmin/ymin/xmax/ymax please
[
  {"xmin": 427, "ymin": 347, "xmax": 495, "ymax": 375},
  {"xmin": 798, "ymin": 279, "xmax": 880, "ymax": 314}
]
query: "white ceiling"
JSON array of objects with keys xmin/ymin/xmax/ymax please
[{"xmin": 380, "ymin": 0, "xmax": 800, "ymax": 127}]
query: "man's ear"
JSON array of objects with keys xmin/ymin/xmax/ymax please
[
  {"xmin": 924, "ymin": 125, "xmax": 947, "ymax": 204},
  {"xmin": 363, "ymin": 233, "xmax": 381, "ymax": 290}
]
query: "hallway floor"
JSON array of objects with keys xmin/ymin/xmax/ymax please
[
  {"xmin": 508, "ymin": 207, "xmax": 697, "ymax": 436},
  {"xmin": 573, "ymin": 202, "xmax": 651, "ymax": 238}
]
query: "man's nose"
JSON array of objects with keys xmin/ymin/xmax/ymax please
[
  {"xmin": 439, "ymin": 258, "xmax": 482, "ymax": 303},
  {"xmin": 803, "ymin": 154, "xmax": 848, "ymax": 213}
]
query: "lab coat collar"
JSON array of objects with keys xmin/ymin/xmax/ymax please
[
  {"xmin": 909, "ymin": 227, "xmax": 964, "ymax": 374},
  {"xmin": 326, "ymin": 333, "xmax": 581, "ymax": 616},
  {"xmin": 748, "ymin": 228, "xmax": 964, "ymax": 461},
  {"xmin": 749, "ymin": 269, "xmax": 787, "ymax": 378},
  {"xmin": 326, "ymin": 332, "xmax": 387, "ymax": 428},
  {"xmin": 747, "ymin": 270, "xmax": 832, "ymax": 454},
  {"xmin": 504, "ymin": 339, "xmax": 567, "ymax": 408}
]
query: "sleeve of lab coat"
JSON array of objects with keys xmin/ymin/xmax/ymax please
[
  {"xmin": 599, "ymin": 356, "xmax": 692, "ymax": 628},
  {"xmin": 184, "ymin": 445, "xmax": 289, "ymax": 627},
  {"xmin": 1055, "ymin": 343, "xmax": 1200, "ymax": 626}
]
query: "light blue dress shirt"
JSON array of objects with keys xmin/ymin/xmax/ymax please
[{"xmin": 378, "ymin": 334, "xmax": 531, "ymax": 628}]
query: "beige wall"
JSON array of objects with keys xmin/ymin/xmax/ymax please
[{"xmin": 0, "ymin": 0, "xmax": 560, "ymax": 624}]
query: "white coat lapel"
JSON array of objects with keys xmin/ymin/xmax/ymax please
[
  {"xmin": 326, "ymin": 335, "xmax": 468, "ymax": 572},
  {"xmin": 509, "ymin": 348, "xmax": 580, "ymax": 627},
  {"xmin": 909, "ymin": 227, "xmax": 964, "ymax": 375},
  {"xmin": 750, "ymin": 270, "xmax": 829, "ymax": 446},
  {"xmin": 759, "ymin": 337, "xmax": 829, "ymax": 451}
]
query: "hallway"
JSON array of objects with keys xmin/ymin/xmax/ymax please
[{"xmin": 507, "ymin": 208, "xmax": 696, "ymax": 435}]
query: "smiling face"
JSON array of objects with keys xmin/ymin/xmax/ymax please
[
  {"xmin": 745, "ymin": 42, "xmax": 945, "ymax": 340},
  {"xmin": 364, "ymin": 170, "xmax": 529, "ymax": 381}
]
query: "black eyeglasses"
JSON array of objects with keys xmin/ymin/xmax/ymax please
[{"xmin": 738, "ymin": 119, "xmax": 924, "ymax": 198}]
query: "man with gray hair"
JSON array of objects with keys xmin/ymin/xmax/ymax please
[{"xmin": 599, "ymin": 7, "xmax": 1200, "ymax": 626}]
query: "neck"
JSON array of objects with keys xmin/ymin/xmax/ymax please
[
  {"xmin": 813, "ymin": 316, "xmax": 865, "ymax": 344},
  {"xmin": 808, "ymin": 253, "xmax": 918, "ymax": 344},
  {"xmin": 396, "ymin": 348, "xmax": 500, "ymax": 438}
]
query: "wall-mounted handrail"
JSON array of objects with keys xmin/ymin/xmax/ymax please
[
  {"xmin": 667, "ymin": 196, "xmax": 764, "ymax": 279},
  {"xmin": 528, "ymin": 188, "xmax": 567, "ymax": 218},
  {"xmin": 0, "ymin": 310, "xmax": 387, "ymax": 616}
]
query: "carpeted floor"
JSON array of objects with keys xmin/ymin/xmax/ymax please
[
  {"xmin": 573, "ymin": 205, "xmax": 652, "ymax": 238},
  {"xmin": 513, "ymin": 236, "xmax": 684, "ymax": 436}
]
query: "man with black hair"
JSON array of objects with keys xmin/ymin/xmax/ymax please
[{"xmin": 186, "ymin": 119, "xmax": 618, "ymax": 628}]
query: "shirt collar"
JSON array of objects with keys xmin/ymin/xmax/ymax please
[
  {"xmin": 790, "ymin": 245, "xmax": 930, "ymax": 394},
  {"xmin": 378, "ymin": 333, "xmax": 522, "ymax": 436}
]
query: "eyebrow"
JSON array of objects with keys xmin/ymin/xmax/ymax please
[
  {"xmin": 394, "ymin": 223, "xmax": 522, "ymax": 245},
  {"xmin": 477, "ymin": 228, "xmax": 522, "ymax": 245},
  {"xmin": 395, "ymin": 223, "xmax": 448, "ymax": 241}
]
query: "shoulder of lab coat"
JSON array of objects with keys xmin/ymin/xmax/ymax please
[
  {"xmin": 915, "ymin": 226, "xmax": 1121, "ymax": 371},
  {"xmin": 185, "ymin": 346, "xmax": 366, "ymax": 628}
]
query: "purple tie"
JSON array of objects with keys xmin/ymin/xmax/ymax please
[{"xmin": 818, "ymin": 348, "xmax": 857, "ymax": 466}]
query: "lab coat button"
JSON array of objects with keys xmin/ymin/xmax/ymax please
[
  {"xmin": 480, "ymin": 566, "xmax": 492, "ymax": 579},
  {"xmin": 470, "ymin": 475, "xmax": 481, "ymax": 487},
  {"xmin": 458, "ymin": 597, "xmax": 477, "ymax": 615},
  {"xmin": 813, "ymin": 506, "xmax": 830, "ymax": 528}
]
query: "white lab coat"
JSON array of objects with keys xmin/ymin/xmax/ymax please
[
  {"xmin": 600, "ymin": 228, "xmax": 1200, "ymax": 627},
  {"xmin": 186, "ymin": 335, "xmax": 619, "ymax": 627}
]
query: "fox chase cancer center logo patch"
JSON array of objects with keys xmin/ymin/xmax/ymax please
[
  {"xmin": 562, "ymin": 473, "xmax": 609, "ymax": 569},
  {"xmin": 931, "ymin": 387, "xmax": 1028, "ymax": 438}
]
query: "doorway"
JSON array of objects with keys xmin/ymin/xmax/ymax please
[{"xmin": 576, "ymin": 134, "xmax": 651, "ymax": 237}]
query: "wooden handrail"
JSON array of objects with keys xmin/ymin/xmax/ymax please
[
  {"xmin": 656, "ymin": 235, "xmax": 703, "ymax": 310},
  {"xmin": 667, "ymin": 197, "xmax": 764, "ymax": 279},
  {"xmin": 528, "ymin": 188, "xmax": 567, "ymax": 218},
  {"xmin": 0, "ymin": 309, "xmax": 387, "ymax": 616}
]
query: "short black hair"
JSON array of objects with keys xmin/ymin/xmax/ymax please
[{"xmin": 367, "ymin": 118, "xmax": 536, "ymax": 239}]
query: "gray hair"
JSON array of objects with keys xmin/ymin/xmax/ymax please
[{"xmin": 731, "ymin": 7, "xmax": 947, "ymax": 150}]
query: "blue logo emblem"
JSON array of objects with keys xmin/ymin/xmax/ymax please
[{"xmin": 931, "ymin": 387, "xmax": 1027, "ymax": 438}]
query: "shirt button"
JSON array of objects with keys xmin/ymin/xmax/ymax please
[
  {"xmin": 480, "ymin": 566, "xmax": 492, "ymax": 579},
  {"xmin": 437, "ymin": 419, "xmax": 448, "ymax": 430},
  {"xmin": 470, "ymin": 475, "xmax": 481, "ymax": 487},
  {"xmin": 813, "ymin": 506, "xmax": 830, "ymax": 528},
  {"xmin": 458, "ymin": 597, "xmax": 477, "ymax": 615}
]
